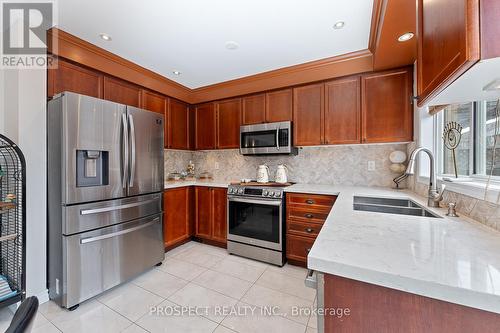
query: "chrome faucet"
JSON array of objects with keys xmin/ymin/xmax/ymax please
[{"xmin": 404, "ymin": 147, "xmax": 444, "ymax": 207}]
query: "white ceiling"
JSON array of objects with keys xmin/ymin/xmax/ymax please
[{"xmin": 56, "ymin": 0, "xmax": 374, "ymax": 89}]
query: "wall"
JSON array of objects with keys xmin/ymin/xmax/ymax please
[
  {"xmin": 0, "ymin": 68, "xmax": 48, "ymax": 302},
  {"xmin": 165, "ymin": 143, "xmax": 409, "ymax": 187}
]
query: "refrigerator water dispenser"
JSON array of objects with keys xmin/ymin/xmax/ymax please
[{"xmin": 76, "ymin": 150, "xmax": 109, "ymax": 187}]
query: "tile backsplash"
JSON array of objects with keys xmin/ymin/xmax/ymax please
[{"xmin": 165, "ymin": 143, "xmax": 408, "ymax": 187}]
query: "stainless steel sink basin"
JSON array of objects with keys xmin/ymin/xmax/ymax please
[{"xmin": 353, "ymin": 196, "xmax": 441, "ymax": 218}]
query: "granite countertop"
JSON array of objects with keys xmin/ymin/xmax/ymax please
[{"xmin": 284, "ymin": 184, "xmax": 500, "ymax": 314}]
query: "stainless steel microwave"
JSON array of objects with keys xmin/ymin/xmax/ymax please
[{"xmin": 240, "ymin": 121, "xmax": 298, "ymax": 155}]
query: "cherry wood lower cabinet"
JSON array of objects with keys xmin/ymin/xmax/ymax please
[
  {"xmin": 286, "ymin": 193, "xmax": 336, "ymax": 266},
  {"xmin": 323, "ymin": 274, "xmax": 500, "ymax": 332},
  {"xmin": 195, "ymin": 187, "xmax": 227, "ymax": 244},
  {"xmin": 163, "ymin": 187, "xmax": 192, "ymax": 248}
]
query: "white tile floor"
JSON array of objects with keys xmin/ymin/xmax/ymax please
[{"xmin": 0, "ymin": 241, "xmax": 318, "ymax": 333}]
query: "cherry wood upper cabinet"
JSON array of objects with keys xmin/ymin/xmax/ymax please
[
  {"xmin": 169, "ymin": 99, "xmax": 189, "ymax": 150},
  {"xmin": 163, "ymin": 187, "xmax": 190, "ymax": 248},
  {"xmin": 48, "ymin": 59, "xmax": 103, "ymax": 98},
  {"xmin": 266, "ymin": 89, "xmax": 293, "ymax": 123},
  {"xmin": 242, "ymin": 94, "xmax": 266, "ymax": 125},
  {"xmin": 141, "ymin": 90, "xmax": 166, "ymax": 114},
  {"xmin": 293, "ymin": 83, "xmax": 324, "ymax": 146},
  {"xmin": 211, "ymin": 188, "xmax": 227, "ymax": 243},
  {"xmin": 416, "ymin": 0, "xmax": 480, "ymax": 106},
  {"xmin": 362, "ymin": 67, "xmax": 413, "ymax": 143},
  {"xmin": 195, "ymin": 103, "xmax": 216, "ymax": 150},
  {"xmin": 324, "ymin": 76, "xmax": 361, "ymax": 145},
  {"xmin": 103, "ymin": 76, "xmax": 142, "ymax": 107},
  {"xmin": 216, "ymin": 98, "xmax": 241, "ymax": 149},
  {"xmin": 188, "ymin": 106, "xmax": 196, "ymax": 150},
  {"xmin": 195, "ymin": 187, "xmax": 212, "ymax": 239}
]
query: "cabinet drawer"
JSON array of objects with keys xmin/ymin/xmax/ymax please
[
  {"xmin": 287, "ymin": 208, "xmax": 329, "ymax": 224},
  {"xmin": 287, "ymin": 220, "xmax": 322, "ymax": 238},
  {"xmin": 286, "ymin": 234, "xmax": 315, "ymax": 263},
  {"xmin": 286, "ymin": 193, "xmax": 336, "ymax": 210}
]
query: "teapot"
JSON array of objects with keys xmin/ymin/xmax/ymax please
[
  {"xmin": 257, "ymin": 165, "xmax": 270, "ymax": 183},
  {"xmin": 275, "ymin": 164, "xmax": 288, "ymax": 183}
]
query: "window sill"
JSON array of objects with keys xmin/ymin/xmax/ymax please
[{"xmin": 416, "ymin": 176, "xmax": 500, "ymax": 204}]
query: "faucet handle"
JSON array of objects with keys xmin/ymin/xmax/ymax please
[{"xmin": 446, "ymin": 202, "xmax": 459, "ymax": 217}]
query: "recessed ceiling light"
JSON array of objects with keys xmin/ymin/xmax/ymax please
[
  {"xmin": 398, "ymin": 32, "xmax": 414, "ymax": 42},
  {"xmin": 333, "ymin": 21, "xmax": 345, "ymax": 29},
  {"xmin": 225, "ymin": 41, "xmax": 239, "ymax": 50},
  {"xmin": 99, "ymin": 33, "xmax": 112, "ymax": 41},
  {"xmin": 172, "ymin": 70, "xmax": 181, "ymax": 75}
]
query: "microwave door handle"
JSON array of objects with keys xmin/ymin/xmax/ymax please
[
  {"xmin": 276, "ymin": 125, "xmax": 280, "ymax": 151},
  {"xmin": 128, "ymin": 114, "xmax": 136, "ymax": 188},
  {"xmin": 121, "ymin": 114, "xmax": 129, "ymax": 189}
]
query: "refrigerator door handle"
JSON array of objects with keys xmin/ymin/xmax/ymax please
[
  {"xmin": 80, "ymin": 218, "xmax": 159, "ymax": 244},
  {"xmin": 80, "ymin": 198, "xmax": 159, "ymax": 215},
  {"xmin": 128, "ymin": 114, "xmax": 136, "ymax": 188},
  {"xmin": 121, "ymin": 114, "xmax": 129, "ymax": 189}
]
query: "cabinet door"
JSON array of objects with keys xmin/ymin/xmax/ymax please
[
  {"xmin": 195, "ymin": 187, "xmax": 212, "ymax": 239},
  {"xmin": 195, "ymin": 103, "xmax": 216, "ymax": 150},
  {"xmin": 242, "ymin": 94, "xmax": 266, "ymax": 125},
  {"xmin": 266, "ymin": 89, "xmax": 292, "ymax": 122},
  {"xmin": 362, "ymin": 68, "xmax": 413, "ymax": 143},
  {"xmin": 103, "ymin": 76, "xmax": 142, "ymax": 107},
  {"xmin": 324, "ymin": 76, "xmax": 361, "ymax": 144},
  {"xmin": 417, "ymin": 0, "xmax": 479, "ymax": 106},
  {"xmin": 293, "ymin": 83, "xmax": 324, "ymax": 146},
  {"xmin": 164, "ymin": 187, "xmax": 189, "ymax": 247},
  {"xmin": 216, "ymin": 98, "xmax": 241, "ymax": 149},
  {"xmin": 141, "ymin": 90, "xmax": 166, "ymax": 114},
  {"xmin": 211, "ymin": 188, "xmax": 227, "ymax": 243},
  {"xmin": 188, "ymin": 106, "xmax": 196, "ymax": 150},
  {"xmin": 169, "ymin": 99, "xmax": 189, "ymax": 150},
  {"xmin": 48, "ymin": 59, "xmax": 103, "ymax": 98}
]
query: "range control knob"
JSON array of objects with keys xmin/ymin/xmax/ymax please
[
  {"xmin": 274, "ymin": 192, "xmax": 281, "ymax": 197},
  {"xmin": 263, "ymin": 190, "xmax": 269, "ymax": 196},
  {"xmin": 238, "ymin": 188, "xmax": 244, "ymax": 194},
  {"xmin": 268, "ymin": 191, "xmax": 275, "ymax": 197},
  {"xmin": 228, "ymin": 188, "xmax": 234, "ymax": 194}
]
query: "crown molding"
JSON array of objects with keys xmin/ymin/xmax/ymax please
[
  {"xmin": 47, "ymin": 28, "xmax": 192, "ymax": 102},
  {"xmin": 189, "ymin": 49, "xmax": 374, "ymax": 103}
]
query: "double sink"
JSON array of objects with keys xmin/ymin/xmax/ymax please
[{"xmin": 353, "ymin": 196, "xmax": 441, "ymax": 218}]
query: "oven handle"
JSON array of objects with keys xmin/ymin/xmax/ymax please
[{"xmin": 228, "ymin": 197, "xmax": 282, "ymax": 206}]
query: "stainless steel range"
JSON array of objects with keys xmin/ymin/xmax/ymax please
[{"xmin": 227, "ymin": 184, "xmax": 288, "ymax": 266}]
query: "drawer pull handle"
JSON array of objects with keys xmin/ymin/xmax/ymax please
[
  {"xmin": 306, "ymin": 228, "xmax": 313, "ymax": 233},
  {"xmin": 306, "ymin": 199, "xmax": 315, "ymax": 204},
  {"xmin": 305, "ymin": 213, "xmax": 314, "ymax": 219}
]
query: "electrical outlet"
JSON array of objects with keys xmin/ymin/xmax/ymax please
[
  {"xmin": 367, "ymin": 161, "xmax": 376, "ymax": 171},
  {"xmin": 214, "ymin": 162, "xmax": 220, "ymax": 170}
]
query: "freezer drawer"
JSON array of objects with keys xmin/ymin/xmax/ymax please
[
  {"xmin": 58, "ymin": 214, "xmax": 164, "ymax": 308},
  {"xmin": 63, "ymin": 193, "xmax": 162, "ymax": 235}
]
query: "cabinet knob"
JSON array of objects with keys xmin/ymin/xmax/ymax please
[
  {"xmin": 306, "ymin": 248, "xmax": 311, "ymax": 253},
  {"xmin": 305, "ymin": 199, "xmax": 315, "ymax": 204},
  {"xmin": 306, "ymin": 228, "xmax": 313, "ymax": 233},
  {"xmin": 305, "ymin": 213, "xmax": 314, "ymax": 219}
]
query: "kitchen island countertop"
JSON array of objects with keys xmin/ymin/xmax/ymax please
[{"xmin": 285, "ymin": 184, "xmax": 500, "ymax": 314}]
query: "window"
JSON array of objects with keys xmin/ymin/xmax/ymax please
[{"xmin": 436, "ymin": 99, "xmax": 500, "ymax": 179}]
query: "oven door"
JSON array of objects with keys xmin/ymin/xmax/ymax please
[{"xmin": 227, "ymin": 196, "xmax": 283, "ymax": 251}]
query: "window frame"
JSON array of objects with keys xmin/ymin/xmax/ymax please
[{"xmin": 435, "ymin": 100, "xmax": 500, "ymax": 183}]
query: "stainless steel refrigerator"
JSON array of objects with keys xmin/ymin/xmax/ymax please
[{"xmin": 47, "ymin": 92, "xmax": 164, "ymax": 309}]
